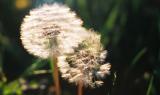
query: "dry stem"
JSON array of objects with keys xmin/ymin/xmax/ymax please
[
  {"xmin": 52, "ymin": 56, "xmax": 61, "ymax": 95},
  {"xmin": 78, "ymin": 80, "xmax": 83, "ymax": 95}
]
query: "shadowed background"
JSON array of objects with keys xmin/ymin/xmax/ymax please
[{"xmin": 0, "ymin": 0, "xmax": 159, "ymax": 95}]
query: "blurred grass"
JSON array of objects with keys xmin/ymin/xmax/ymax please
[
  {"xmin": 146, "ymin": 76, "xmax": 154, "ymax": 95},
  {"xmin": 131, "ymin": 48, "xmax": 147, "ymax": 69}
]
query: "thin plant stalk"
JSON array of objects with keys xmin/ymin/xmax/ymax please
[
  {"xmin": 146, "ymin": 76, "xmax": 153, "ymax": 95},
  {"xmin": 78, "ymin": 80, "xmax": 83, "ymax": 95},
  {"xmin": 52, "ymin": 56, "xmax": 61, "ymax": 95}
]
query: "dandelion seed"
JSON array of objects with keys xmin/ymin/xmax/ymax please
[
  {"xmin": 57, "ymin": 31, "xmax": 111, "ymax": 87},
  {"xmin": 20, "ymin": 3, "xmax": 89, "ymax": 58},
  {"xmin": 95, "ymin": 81, "xmax": 104, "ymax": 86}
]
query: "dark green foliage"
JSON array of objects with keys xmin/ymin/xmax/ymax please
[{"xmin": 0, "ymin": 0, "xmax": 159, "ymax": 95}]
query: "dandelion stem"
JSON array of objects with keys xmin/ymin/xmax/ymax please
[
  {"xmin": 78, "ymin": 80, "xmax": 83, "ymax": 95},
  {"xmin": 52, "ymin": 56, "xmax": 61, "ymax": 95}
]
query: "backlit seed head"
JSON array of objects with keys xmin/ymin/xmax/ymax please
[
  {"xmin": 20, "ymin": 3, "xmax": 111, "ymax": 87},
  {"xmin": 20, "ymin": 3, "xmax": 89, "ymax": 58},
  {"xmin": 57, "ymin": 31, "xmax": 111, "ymax": 87}
]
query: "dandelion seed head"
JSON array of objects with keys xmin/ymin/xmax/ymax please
[
  {"xmin": 20, "ymin": 3, "xmax": 88, "ymax": 58},
  {"xmin": 57, "ymin": 31, "xmax": 111, "ymax": 87},
  {"xmin": 20, "ymin": 3, "xmax": 111, "ymax": 87}
]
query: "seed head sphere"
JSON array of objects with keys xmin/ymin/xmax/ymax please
[{"xmin": 20, "ymin": 3, "xmax": 89, "ymax": 58}]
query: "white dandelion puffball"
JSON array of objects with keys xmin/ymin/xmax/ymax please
[
  {"xmin": 57, "ymin": 31, "xmax": 111, "ymax": 87},
  {"xmin": 20, "ymin": 3, "xmax": 89, "ymax": 58}
]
